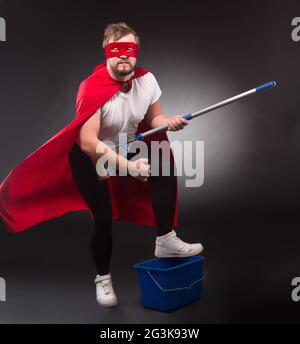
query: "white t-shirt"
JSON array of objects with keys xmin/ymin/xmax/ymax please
[{"xmin": 97, "ymin": 72, "xmax": 161, "ymax": 145}]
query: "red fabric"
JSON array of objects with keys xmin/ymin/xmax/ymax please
[
  {"xmin": 104, "ymin": 42, "xmax": 139, "ymax": 58},
  {"xmin": 0, "ymin": 61, "xmax": 178, "ymax": 233}
]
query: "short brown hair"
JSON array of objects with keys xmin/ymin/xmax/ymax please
[{"xmin": 102, "ymin": 22, "xmax": 140, "ymax": 48}]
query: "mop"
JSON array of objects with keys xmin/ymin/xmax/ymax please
[{"xmin": 101, "ymin": 81, "xmax": 277, "ymax": 178}]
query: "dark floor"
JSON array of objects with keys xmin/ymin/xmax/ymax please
[{"xmin": 0, "ymin": 206, "xmax": 299, "ymax": 324}]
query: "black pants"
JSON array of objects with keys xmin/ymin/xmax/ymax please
[{"xmin": 68, "ymin": 142, "xmax": 177, "ymax": 275}]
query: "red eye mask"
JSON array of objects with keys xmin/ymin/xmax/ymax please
[{"xmin": 104, "ymin": 42, "xmax": 139, "ymax": 59}]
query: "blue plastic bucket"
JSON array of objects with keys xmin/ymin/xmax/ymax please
[{"xmin": 133, "ymin": 256, "xmax": 204, "ymax": 312}]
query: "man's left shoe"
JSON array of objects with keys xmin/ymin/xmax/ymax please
[{"xmin": 155, "ymin": 230, "xmax": 203, "ymax": 258}]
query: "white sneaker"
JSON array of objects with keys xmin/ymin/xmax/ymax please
[
  {"xmin": 95, "ymin": 273, "xmax": 118, "ymax": 307},
  {"xmin": 155, "ymin": 230, "xmax": 203, "ymax": 258}
]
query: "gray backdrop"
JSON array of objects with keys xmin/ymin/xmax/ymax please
[{"xmin": 0, "ymin": 0, "xmax": 299, "ymax": 323}]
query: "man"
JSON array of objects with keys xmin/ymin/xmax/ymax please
[
  {"xmin": 68, "ymin": 22, "xmax": 203, "ymax": 307},
  {"xmin": 0, "ymin": 22, "xmax": 203, "ymax": 308}
]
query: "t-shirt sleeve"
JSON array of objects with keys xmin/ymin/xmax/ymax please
[{"xmin": 148, "ymin": 72, "xmax": 162, "ymax": 105}]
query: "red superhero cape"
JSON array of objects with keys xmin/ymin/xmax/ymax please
[{"xmin": 0, "ymin": 61, "xmax": 178, "ymax": 233}]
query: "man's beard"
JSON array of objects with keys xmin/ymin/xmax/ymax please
[{"xmin": 113, "ymin": 61, "xmax": 135, "ymax": 76}]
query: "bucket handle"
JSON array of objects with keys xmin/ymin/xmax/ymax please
[{"xmin": 147, "ymin": 270, "xmax": 204, "ymax": 292}]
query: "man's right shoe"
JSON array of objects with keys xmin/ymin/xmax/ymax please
[{"xmin": 95, "ymin": 273, "xmax": 118, "ymax": 307}]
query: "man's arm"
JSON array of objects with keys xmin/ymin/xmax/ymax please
[
  {"xmin": 145, "ymin": 100, "xmax": 189, "ymax": 131},
  {"xmin": 78, "ymin": 110, "xmax": 151, "ymax": 181},
  {"xmin": 78, "ymin": 110, "xmax": 130, "ymax": 172}
]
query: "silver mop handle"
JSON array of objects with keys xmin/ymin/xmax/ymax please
[
  {"xmin": 129, "ymin": 81, "xmax": 277, "ymax": 144},
  {"xmin": 103, "ymin": 81, "xmax": 276, "ymax": 178}
]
